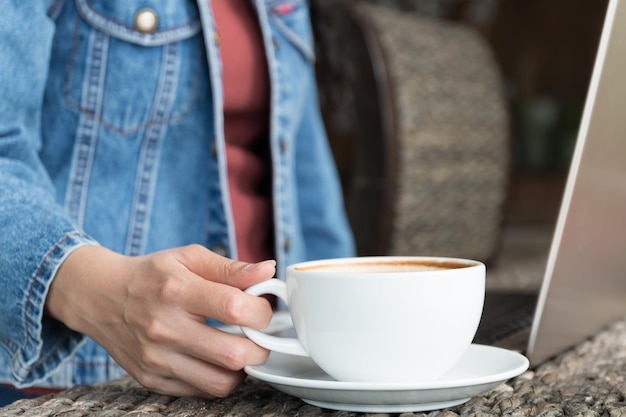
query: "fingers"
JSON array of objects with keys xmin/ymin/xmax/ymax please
[
  {"xmin": 111, "ymin": 311, "xmax": 267, "ymax": 398},
  {"xmin": 152, "ymin": 265, "xmax": 271, "ymax": 329},
  {"xmin": 133, "ymin": 354, "xmax": 248, "ymax": 399},
  {"xmin": 166, "ymin": 245, "xmax": 275, "ymax": 328},
  {"xmin": 174, "ymin": 244, "xmax": 277, "ymax": 290},
  {"xmin": 163, "ymin": 355, "xmax": 247, "ymax": 399},
  {"xmin": 124, "ymin": 325, "xmax": 265, "ymax": 398},
  {"xmin": 197, "ymin": 279, "xmax": 274, "ymax": 329},
  {"xmin": 179, "ymin": 319, "xmax": 270, "ymax": 370},
  {"xmin": 105, "ymin": 245, "xmax": 277, "ymax": 399},
  {"xmin": 136, "ymin": 373, "xmax": 212, "ymax": 399},
  {"xmin": 130, "ymin": 305, "xmax": 270, "ymax": 371},
  {"xmin": 129, "ymin": 246, "xmax": 273, "ymax": 363}
]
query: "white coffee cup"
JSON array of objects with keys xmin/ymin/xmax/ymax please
[{"xmin": 242, "ymin": 256, "xmax": 485, "ymax": 383}]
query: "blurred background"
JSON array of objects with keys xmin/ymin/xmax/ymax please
[
  {"xmin": 367, "ymin": 0, "xmax": 608, "ymax": 225},
  {"xmin": 313, "ymin": 0, "xmax": 609, "ymax": 273}
]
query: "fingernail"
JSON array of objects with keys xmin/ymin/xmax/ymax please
[{"xmin": 244, "ymin": 259, "xmax": 276, "ymax": 271}]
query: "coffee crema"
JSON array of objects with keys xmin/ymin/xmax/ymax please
[{"xmin": 295, "ymin": 259, "xmax": 474, "ymax": 273}]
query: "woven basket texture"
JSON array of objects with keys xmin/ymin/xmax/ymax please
[
  {"xmin": 359, "ymin": 3, "xmax": 510, "ymax": 262},
  {"xmin": 2, "ymin": 317, "xmax": 625, "ymax": 416}
]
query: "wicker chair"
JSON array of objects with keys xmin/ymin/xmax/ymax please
[{"xmin": 313, "ymin": 0, "xmax": 511, "ymax": 264}]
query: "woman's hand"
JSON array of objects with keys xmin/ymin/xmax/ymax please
[{"xmin": 46, "ymin": 244, "xmax": 274, "ymax": 398}]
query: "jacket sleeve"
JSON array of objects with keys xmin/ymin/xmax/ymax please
[{"xmin": 0, "ymin": 1, "xmax": 96, "ymax": 387}]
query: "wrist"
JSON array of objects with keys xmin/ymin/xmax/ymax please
[{"xmin": 45, "ymin": 245, "xmax": 126, "ymax": 334}]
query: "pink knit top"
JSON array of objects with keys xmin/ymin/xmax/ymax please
[{"xmin": 213, "ymin": 0, "xmax": 273, "ymax": 262}]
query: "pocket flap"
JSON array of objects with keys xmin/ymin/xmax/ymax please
[{"xmin": 76, "ymin": 0, "xmax": 201, "ymax": 46}]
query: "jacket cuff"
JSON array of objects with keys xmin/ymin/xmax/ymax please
[{"xmin": 11, "ymin": 232, "xmax": 99, "ymax": 387}]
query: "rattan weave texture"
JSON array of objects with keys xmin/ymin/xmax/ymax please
[{"xmin": 359, "ymin": 4, "xmax": 510, "ymax": 262}]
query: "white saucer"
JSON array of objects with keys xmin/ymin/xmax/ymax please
[{"xmin": 245, "ymin": 344, "xmax": 529, "ymax": 413}]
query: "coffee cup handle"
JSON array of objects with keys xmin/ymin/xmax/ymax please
[{"xmin": 240, "ymin": 279, "xmax": 308, "ymax": 357}]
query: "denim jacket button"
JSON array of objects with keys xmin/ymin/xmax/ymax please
[
  {"xmin": 211, "ymin": 243, "xmax": 228, "ymax": 257},
  {"xmin": 279, "ymin": 140, "xmax": 287, "ymax": 154},
  {"xmin": 283, "ymin": 238, "xmax": 291, "ymax": 253},
  {"xmin": 134, "ymin": 8, "xmax": 159, "ymax": 34},
  {"xmin": 272, "ymin": 38, "xmax": 280, "ymax": 51}
]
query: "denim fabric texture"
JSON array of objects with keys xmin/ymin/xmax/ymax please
[{"xmin": 0, "ymin": 0, "xmax": 354, "ymax": 389}]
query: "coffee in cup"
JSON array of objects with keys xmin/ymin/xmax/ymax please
[{"xmin": 242, "ymin": 256, "xmax": 485, "ymax": 383}]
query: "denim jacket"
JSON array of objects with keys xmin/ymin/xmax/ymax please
[{"xmin": 0, "ymin": 0, "xmax": 354, "ymax": 388}]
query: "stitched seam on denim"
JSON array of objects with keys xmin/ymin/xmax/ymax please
[
  {"xmin": 265, "ymin": 0, "xmax": 306, "ymax": 7},
  {"xmin": 199, "ymin": 1, "xmax": 236, "ymax": 258},
  {"xmin": 82, "ymin": 0, "xmax": 200, "ymax": 31},
  {"xmin": 63, "ymin": 13, "xmax": 82, "ymax": 112},
  {"xmin": 125, "ymin": 42, "xmax": 178, "ymax": 256},
  {"xmin": 63, "ymin": 83, "xmax": 199, "ymax": 136},
  {"xmin": 63, "ymin": 96, "xmax": 198, "ymax": 136},
  {"xmin": 0, "ymin": 336, "xmax": 20, "ymax": 355},
  {"xmin": 70, "ymin": 359, "xmax": 112, "ymax": 367},
  {"xmin": 11, "ymin": 328, "xmax": 80, "ymax": 383},
  {"xmin": 8, "ymin": 232, "xmax": 76, "ymax": 376},
  {"xmin": 65, "ymin": 29, "xmax": 108, "ymax": 226},
  {"xmin": 206, "ymin": 162, "xmax": 229, "ymax": 251},
  {"xmin": 62, "ymin": 14, "xmax": 201, "ymax": 136},
  {"xmin": 77, "ymin": 0, "xmax": 201, "ymax": 46},
  {"xmin": 270, "ymin": 14, "xmax": 314, "ymax": 62}
]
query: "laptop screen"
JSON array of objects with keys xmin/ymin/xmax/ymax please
[{"xmin": 527, "ymin": 0, "xmax": 626, "ymax": 365}]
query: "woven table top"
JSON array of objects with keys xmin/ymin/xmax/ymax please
[
  {"xmin": 2, "ymin": 316, "xmax": 625, "ymax": 416},
  {"xmin": 2, "ymin": 227, "xmax": 626, "ymax": 417}
]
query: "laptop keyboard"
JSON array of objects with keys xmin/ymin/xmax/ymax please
[{"xmin": 473, "ymin": 291, "xmax": 538, "ymax": 345}]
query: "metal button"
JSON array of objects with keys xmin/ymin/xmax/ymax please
[
  {"xmin": 279, "ymin": 139, "xmax": 287, "ymax": 154},
  {"xmin": 283, "ymin": 238, "xmax": 291, "ymax": 253},
  {"xmin": 134, "ymin": 8, "xmax": 158, "ymax": 34},
  {"xmin": 272, "ymin": 38, "xmax": 280, "ymax": 51}
]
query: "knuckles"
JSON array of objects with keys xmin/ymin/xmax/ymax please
[
  {"xmin": 217, "ymin": 342, "xmax": 250, "ymax": 371},
  {"xmin": 212, "ymin": 381, "xmax": 242, "ymax": 398},
  {"xmin": 205, "ymin": 372, "xmax": 246, "ymax": 398},
  {"xmin": 143, "ymin": 317, "xmax": 172, "ymax": 344},
  {"xmin": 219, "ymin": 291, "xmax": 248, "ymax": 325},
  {"xmin": 157, "ymin": 273, "xmax": 187, "ymax": 305},
  {"xmin": 134, "ymin": 371, "xmax": 163, "ymax": 394}
]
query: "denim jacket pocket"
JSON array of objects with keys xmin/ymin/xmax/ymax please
[
  {"xmin": 267, "ymin": 0, "xmax": 315, "ymax": 63},
  {"xmin": 64, "ymin": 0, "xmax": 204, "ymax": 135},
  {"xmin": 76, "ymin": 0, "xmax": 201, "ymax": 46}
]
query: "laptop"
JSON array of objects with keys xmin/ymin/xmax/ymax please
[{"xmin": 475, "ymin": 0, "xmax": 626, "ymax": 366}]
